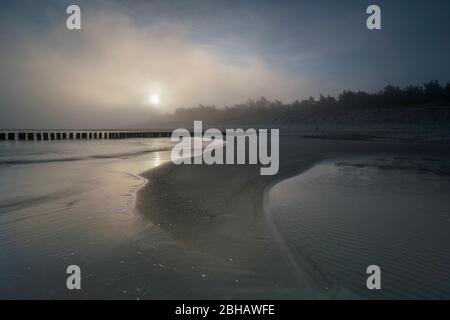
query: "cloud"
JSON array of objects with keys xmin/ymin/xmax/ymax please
[{"xmin": 0, "ymin": 8, "xmax": 312, "ymax": 128}]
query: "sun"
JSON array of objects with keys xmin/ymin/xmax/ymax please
[{"xmin": 149, "ymin": 93, "xmax": 160, "ymax": 106}]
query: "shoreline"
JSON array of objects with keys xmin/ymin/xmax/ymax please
[{"xmin": 136, "ymin": 136, "xmax": 450, "ymax": 298}]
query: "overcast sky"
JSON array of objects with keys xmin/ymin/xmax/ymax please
[{"xmin": 0, "ymin": 0, "xmax": 449, "ymax": 128}]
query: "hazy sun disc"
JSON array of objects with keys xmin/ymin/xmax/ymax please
[{"xmin": 149, "ymin": 93, "xmax": 160, "ymax": 105}]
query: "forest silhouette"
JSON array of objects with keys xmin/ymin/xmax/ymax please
[{"xmin": 168, "ymin": 81, "xmax": 450, "ymax": 125}]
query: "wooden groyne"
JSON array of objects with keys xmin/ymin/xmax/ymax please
[{"xmin": 0, "ymin": 130, "xmax": 173, "ymax": 141}]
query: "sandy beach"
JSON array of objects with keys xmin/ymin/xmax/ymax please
[
  {"xmin": 1, "ymin": 135, "xmax": 449, "ymax": 299},
  {"xmin": 137, "ymin": 135, "xmax": 450, "ymax": 299},
  {"xmin": 0, "ymin": 136, "xmax": 313, "ymax": 299}
]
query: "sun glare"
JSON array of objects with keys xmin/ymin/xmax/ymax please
[{"xmin": 149, "ymin": 93, "xmax": 160, "ymax": 106}]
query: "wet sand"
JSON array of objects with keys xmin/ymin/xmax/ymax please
[
  {"xmin": 138, "ymin": 135, "xmax": 450, "ymax": 299},
  {"xmin": 1, "ymin": 136, "xmax": 448, "ymax": 299},
  {"xmin": 269, "ymin": 157, "xmax": 450, "ymax": 299},
  {"xmin": 0, "ymin": 139, "xmax": 175, "ymax": 299}
]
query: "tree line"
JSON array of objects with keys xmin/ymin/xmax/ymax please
[{"xmin": 168, "ymin": 81, "xmax": 450, "ymax": 124}]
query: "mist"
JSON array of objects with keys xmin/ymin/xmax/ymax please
[
  {"xmin": 1, "ymin": 0, "xmax": 449, "ymax": 129},
  {"xmin": 0, "ymin": 8, "xmax": 311, "ymax": 129}
]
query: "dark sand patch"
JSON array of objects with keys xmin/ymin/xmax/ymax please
[{"xmin": 137, "ymin": 136, "xmax": 450, "ymax": 298}]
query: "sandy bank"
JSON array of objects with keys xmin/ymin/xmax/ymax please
[{"xmin": 137, "ymin": 135, "xmax": 450, "ymax": 299}]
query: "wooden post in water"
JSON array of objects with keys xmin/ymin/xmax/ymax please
[{"xmin": 2, "ymin": 130, "xmax": 173, "ymax": 142}]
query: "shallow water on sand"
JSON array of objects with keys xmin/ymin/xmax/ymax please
[
  {"xmin": 0, "ymin": 138, "xmax": 254, "ymax": 299},
  {"xmin": 268, "ymin": 156, "xmax": 450, "ymax": 299},
  {"xmin": 0, "ymin": 139, "xmax": 176, "ymax": 298}
]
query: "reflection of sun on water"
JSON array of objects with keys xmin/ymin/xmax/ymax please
[{"xmin": 152, "ymin": 151, "xmax": 164, "ymax": 167}]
